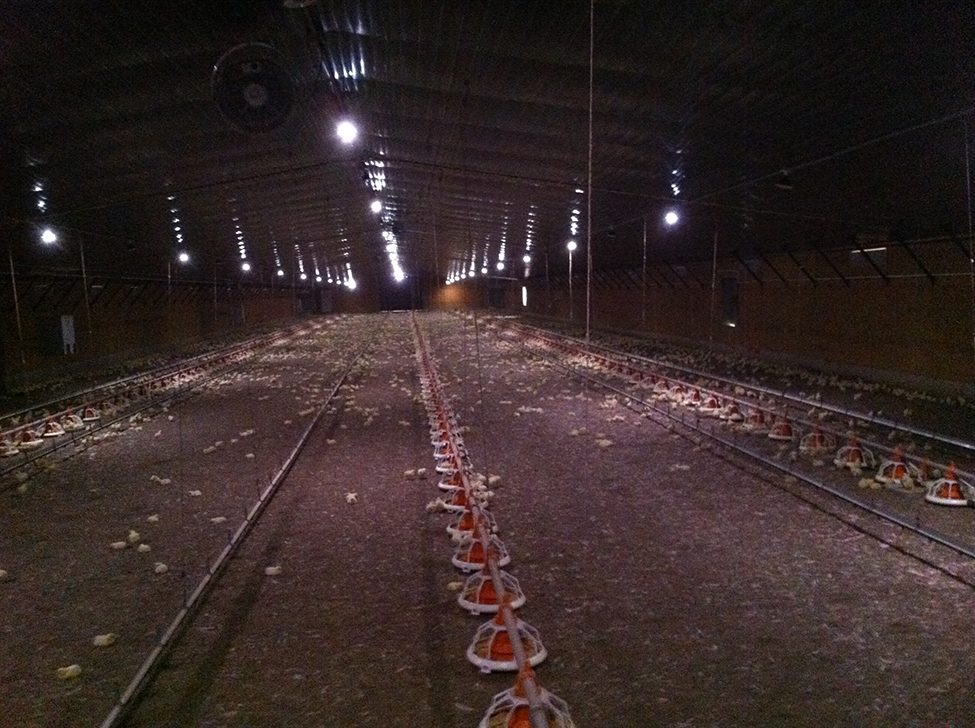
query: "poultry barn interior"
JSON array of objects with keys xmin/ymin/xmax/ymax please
[{"xmin": 2, "ymin": 1, "xmax": 975, "ymax": 726}]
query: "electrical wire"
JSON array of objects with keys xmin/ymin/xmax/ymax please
[{"xmin": 966, "ymin": 115, "xmax": 975, "ymax": 371}]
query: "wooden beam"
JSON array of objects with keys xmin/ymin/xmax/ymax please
[
  {"xmin": 733, "ymin": 251, "xmax": 763, "ymax": 285},
  {"xmin": 31, "ymin": 280, "xmax": 58, "ymax": 311},
  {"xmin": 815, "ymin": 247, "xmax": 850, "ymax": 286},
  {"xmin": 893, "ymin": 233, "xmax": 935, "ymax": 285},
  {"xmin": 854, "ymin": 241, "xmax": 890, "ymax": 284},
  {"xmin": 649, "ymin": 264, "xmax": 674, "ymax": 289},
  {"xmin": 48, "ymin": 279, "xmax": 79, "ymax": 310},
  {"xmin": 784, "ymin": 248, "xmax": 817, "ymax": 286},
  {"xmin": 663, "ymin": 260, "xmax": 690, "ymax": 287},
  {"xmin": 756, "ymin": 251, "xmax": 788, "ymax": 285}
]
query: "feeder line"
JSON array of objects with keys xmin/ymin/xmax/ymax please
[
  {"xmin": 411, "ymin": 315, "xmax": 553, "ymax": 728},
  {"xmin": 512, "ymin": 329, "xmax": 975, "ymax": 565},
  {"xmin": 514, "ymin": 324, "xmax": 975, "ymax": 484},
  {"xmin": 509, "ymin": 320, "xmax": 975, "ymax": 458}
]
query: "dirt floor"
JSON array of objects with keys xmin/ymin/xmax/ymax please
[{"xmin": 3, "ymin": 312, "xmax": 975, "ymax": 727}]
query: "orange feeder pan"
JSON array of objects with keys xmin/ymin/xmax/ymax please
[
  {"xmin": 444, "ymin": 488, "xmax": 473, "ymax": 511},
  {"xmin": 925, "ymin": 464, "xmax": 975, "ymax": 506},
  {"xmin": 833, "ymin": 436, "xmax": 876, "ymax": 470},
  {"xmin": 477, "ymin": 668, "xmax": 575, "ymax": 728},
  {"xmin": 767, "ymin": 418, "xmax": 794, "ymax": 441},
  {"xmin": 467, "ymin": 610, "xmax": 548, "ymax": 673},
  {"xmin": 720, "ymin": 402, "xmax": 744, "ymax": 422},
  {"xmin": 452, "ymin": 534, "xmax": 512, "ymax": 572},
  {"xmin": 447, "ymin": 509, "xmax": 498, "ymax": 537},
  {"xmin": 458, "ymin": 568, "xmax": 526, "ymax": 614},
  {"xmin": 874, "ymin": 447, "xmax": 917, "ymax": 485},
  {"xmin": 799, "ymin": 426, "xmax": 835, "ymax": 455},
  {"xmin": 438, "ymin": 471, "xmax": 465, "ymax": 492}
]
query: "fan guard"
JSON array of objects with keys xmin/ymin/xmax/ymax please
[{"xmin": 212, "ymin": 43, "xmax": 295, "ymax": 133}]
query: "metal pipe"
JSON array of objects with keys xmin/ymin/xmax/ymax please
[
  {"xmin": 97, "ymin": 326, "xmax": 379, "ymax": 728},
  {"xmin": 511, "ymin": 320, "xmax": 975, "ymax": 457},
  {"xmin": 515, "ymin": 331, "xmax": 975, "ymax": 564},
  {"xmin": 412, "ymin": 318, "xmax": 549, "ymax": 728}
]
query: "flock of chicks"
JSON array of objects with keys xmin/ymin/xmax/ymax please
[
  {"xmin": 601, "ymin": 329, "xmax": 972, "ymax": 413},
  {"xmin": 532, "ymin": 330, "xmax": 975, "ymax": 511},
  {"xmin": 2, "ymin": 323, "xmax": 357, "ymax": 686}
]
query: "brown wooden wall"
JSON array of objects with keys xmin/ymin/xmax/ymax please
[
  {"xmin": 438, "ymin": 239, "xmax": 975, "ymax": 386},
  {"xmin": 0, "ymin": 275, "xmax": 301, "ymax": 392}
]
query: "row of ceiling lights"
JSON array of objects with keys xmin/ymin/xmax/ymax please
[
  {"xmin": 445, "ymin": 209, "xmax": 680, "ymax": 285},
  {"xmin": 344, "ymin": 120, "xmax": 408, "ymax": 286},
  {"xmin": 35, "ymin": 120, "xmax": 367, "ymax": 290}
]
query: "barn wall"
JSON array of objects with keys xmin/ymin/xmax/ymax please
[
  {"xmin": 0, "ymin": 276, "xmax": 301, "ymax": 393},
  {"xmin": 516, "ymin": 242, "xmax": 975, "ymax": 387},
  {"xmin": 428, "ymin": 280, "xmax": 489, "ymax": 310}
]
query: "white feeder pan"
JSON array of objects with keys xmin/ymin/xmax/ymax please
[
  {"xmin": 41, "ymin": 421, "xmax": 65, "ymax": 438},
  {"xmin": 742, "ymin": 411, "xmax": 769, "ymax": 434},
  {"xmin": 799, "ymin": 430, "xmax": 836, "ymax": 455},
  {"xmin": 874, "ymin": 458, "xmax": 920, "ymax": 486},
  {"xmin": 834, "ymin": 443, "xmax": 876, "ymax": 470},
  {"xmin": 442, "ymin": 488, "xmax": 475, "ymax": 512},
  {"xmin": 467, "ymin": 613, "xmax": 548, "ymax": 673},
  {"xmin": 720, "ymin": 403, "xmax": 744, "ymax": 421},
  {"xmin": 81, "ymin": 407, "xmax": 101, "ymax": 422},
  {"xmin": 925, "ymin": 474, "xmax": 975, "ymax": 506},
  {"xmin": 60, "ymin": 414, "xmax": 87, "ymax": 432},
  {"xmin": 437, "ymin": 474, "xmax": 464, "ymax": 492},
  {"xmin": 767, "ymin": 422, "xmax": 794, "ymax": 441},
  {"xmin": 0, "ymin": 443, "xmax": 20, "ymax": 458},
  {"xmin": 447, "ymin": 510, "xmax": 497, "ymax": 539},
  {"xmin": 452, "ymin": 534, "xmax": 511, "ymax": 572},
  {"xmin": 458, "ymin": 570, "xmax": 526, "ymax": 614},
  {"xmin": 699, "ymin": 398, "xmax": 722, "ymax": 416},
  {"xmin": 436, "ymin": 458, "xmax": 465, "ymax": 475},
  {"xmin": 477, "ymin": 684, "xmax": 575, "ymax": 728},
  {"xmin": 17, "ymin": 430, "xmax": 44, "ymax": 450}
]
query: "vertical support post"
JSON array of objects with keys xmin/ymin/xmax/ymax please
[
  {"xmin": 964, "ymin": 116, "xmax": 975, "ymax": 368},
  {"xmin": 544, "ymin": 248, "xmax": 550, "ymax": 315},
  {"xmin": 568, "ymin": 249, "xmax": 573, "ymax": 320},
  {"xmin": 79, "ymin": 238, "xmax": 93, "ymax": 337},
  {"xmin": 709, "ymin": 227, "xmax": 718, "ymax": 341},
  {"xmin": 8, "ymin": 249, "xmax": 26, "ymax": 367},
  {"xmin": 641, "ymin": 218, "xmax": 647, "ymax": 329}
]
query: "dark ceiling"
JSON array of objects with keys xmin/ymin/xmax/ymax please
[{"xmin": 2, "ymin": 0, "xmax": 974, "ymax": 290}]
